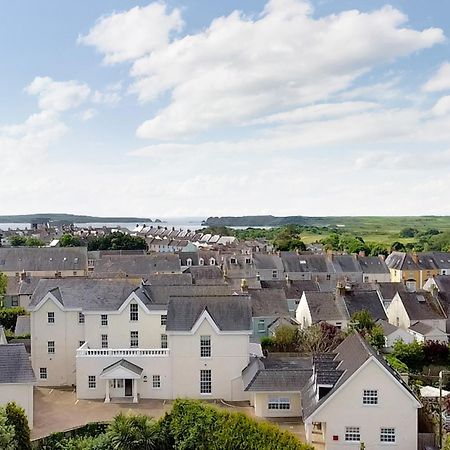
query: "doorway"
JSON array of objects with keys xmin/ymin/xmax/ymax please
[{"xmin": 125, "ymin": 379, "xmax": 132, "ymax": 397}]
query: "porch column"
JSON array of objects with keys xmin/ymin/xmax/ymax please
[
  {"xmin": 105, "ymin": 380, "xmax": 110, "ymax": 403},
  {"xmin": 133, "ymin": 379, "xmax": 138, "ymax": 403},
  {"xmin": 305, "ymin": 421, "xmax": 312, "ymax": 443}
]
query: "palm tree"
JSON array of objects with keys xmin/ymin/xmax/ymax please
[{"xmin": 107, "ymin": 413, "xmax": 161, "ymax": 450}]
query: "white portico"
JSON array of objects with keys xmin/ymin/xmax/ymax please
[{"xmin": 100, "ymin": 359, "xmax": 143, "ymax": 403}]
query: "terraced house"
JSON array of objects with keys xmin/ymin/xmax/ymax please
[{"xmin": 28, "ymin": 277, "xmax": 253, "ymax": 402}]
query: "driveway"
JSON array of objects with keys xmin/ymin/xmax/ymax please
[{"xmin": 32, "ymin": 388, "xmax": 324, "ymax": 449}]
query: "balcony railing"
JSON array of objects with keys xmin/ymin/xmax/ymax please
[{"xmin": 77, "ymin": 347, "xmax": 170, "ymax": 357}]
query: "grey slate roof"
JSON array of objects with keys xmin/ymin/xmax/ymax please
[
  {"xmin": 252, "ymin": 254, "xmax": 284, "ymax": 271},
  {"xmin": 397, "ymin": 291, "xmax": 445, "ymax": 321},
  {"xmin": 29, "ymin": 278, "xmax": 142, "ymax": 311},
  {"xmin": 184, "ymin": 266, "xmax": 226, "ymax": 285},
  {"xmin": 166, "ymin": 296, "xmax": 252, "ymax": 332},
  {"xmin": 409, "ymin": 321, "xmax": 436, "ymax": 335},
  {"xmin": 435, "ymin": 275, "xmax": 450, "ymax": 294},
  {"xmin": 249, "ymin": 288, "xmax": 289, "ymax": 317},
  {"xmin": 376, "ymin": 319, "xmax": 399, "ymax": 336},
  {"xmin": 0, "ymin": 344, "xmax": 35, "ymax": 384},
  {"xmin": 92, "ymin": 254, "xmax": 181, "ymax": 277},
  {"xmin": 6, "ymin": 276, "xmax": 42, "ymax": 296},
  {"xmin": 304, "ymin": 292, "xmax": 349, "ymax": 322},
  {"xmin": 342, "ymin": 291, "xmax": 387, "ymax": 321},
  {"xmin": 147, "ymin": 273, "xmax": 192, "ymax": 286},
  {"xmin": 357, "ymin": 256, "xmax": 389, "ymax": 274},
  {"xmin": 243, "ymin": 356, "xmax": 313, "ymax": 392},
  {"xmin": 15, "ymin": 315, "xmax": 31, "ymax": 335},
  {"xmin": 260, "ymin": 280, "xmax": 319, "ymax": 299},
  {"xmin": 376, "ymin": 282, "xmax": 406, "ymax": 300},
  {"xmin": 0, "ymin": 247, "xmax": 87, "ymax": 272},
  {"xmin": 101, "ymin": 359, "xmax": 143, "ymax": 376},
  {"xmin": 331, "ymin": 255, "xmax": 361, "ymax": 273}
]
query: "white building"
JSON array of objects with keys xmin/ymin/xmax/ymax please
[
  {"xmin": 0, "ymin": 344, "xmax": 35, "ymax": 427},
  {"xmin": 303, "ymin": 334, "xmax": 421, "ymax": 449},
  {"xmin": 29, "ymin": 278, "xmax": 252, "ymax": 402}
]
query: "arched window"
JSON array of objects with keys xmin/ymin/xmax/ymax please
[{"xmin": 199, "ymin": 258, "xmax": 205, "ymax": 266}]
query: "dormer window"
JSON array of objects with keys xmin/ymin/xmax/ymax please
[
  {"xmin": 230, "ymin": 257, "xmax": 237, "ymax": 264},
  {"xmin": 209, "ymin": 258, "xmax": 216, "ymax": 266},
  {"xmin": 199, "ymin": 258, "xmax": 205, "ymax": 266},
  {"xmin": 186, "ymin": 258, "xmax": 192, "ymax": 267},
  {"xmin": 245, "ymin": 257, "xmax": 251, "ymax": 264}
]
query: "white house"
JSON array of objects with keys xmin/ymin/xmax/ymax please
[
  {"xmin": 408, "ymin": 321, "xmax": 448, "ymax": 343},
  {"xmin": 303, "ymin": 334, "xmax": 421, "ymax": 449},
  {"xmin": 28, "ymin": 278, "xmax": 252, "ymax": 402},
  {"xmin": 0, "ymin": 344, "xmax": 35, "ymax": 427},
  {"xmin": 376, "ymin": 319, "xmax": 414, "ymax": 348}
]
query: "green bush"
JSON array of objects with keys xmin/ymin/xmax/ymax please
[
  {"xmin": 391, "ymin": 340, "xmax": 425, "ymax": 372},
  {"xmin": 5, "ymin": 402, "xmax": 31, "ymax": 450},
  {"xmin": 162, "ymin": 399, "xmax": 313, "ymax": 450},
  {"xmin": 0, "ymin": 307, "xmax": 27, "ymax": 331},
  {"xmin": 386, "ymin": 355, "xmax": 409, "ymax": 374}
]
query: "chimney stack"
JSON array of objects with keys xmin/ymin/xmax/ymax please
[
  {"xmin": 412, "ymin": 252, "xmax": 419, "ymax": 264},
  {"xmin": 241, "ymin": 278, "xmax": 248, "ymax": 293}
]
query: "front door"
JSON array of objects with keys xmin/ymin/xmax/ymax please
[{"xmin": 125, "ymin": 379, "xmax": 132, "ymax": 397}]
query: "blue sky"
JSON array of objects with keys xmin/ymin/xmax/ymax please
[{"xmin": 1, "ymin": 0, "xmax": 450, "ymax": 217}]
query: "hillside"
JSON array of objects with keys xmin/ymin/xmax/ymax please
[{"xmin": 0, "ymin": 213, "xmax": 155, "ymax": 223}]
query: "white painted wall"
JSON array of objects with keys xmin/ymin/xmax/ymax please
[
  {"xmin": 386, "ymin": 294, "xmax": 411, "ymax": 329},
  {"xmin": 0, "ymin": 384, "xmax": 34, "ymax": 428},
  {"xmin": 253, "ymin": 392, "xmax": 301, "ymax": 418},
  {"xmin": 296, "ymin": 294, "xmax": 312, "ymax": 329},
  {"xmin": 307, "ymin": 358, "xmax": 419, "ymax": 450}
]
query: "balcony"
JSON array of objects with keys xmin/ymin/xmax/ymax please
[{"xmin": 76, "ymin": 343, "xmax": 170, "ymax": 358}]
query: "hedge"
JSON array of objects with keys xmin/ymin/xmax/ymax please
[{"xmin": 160, "ymin": 399, "xmax": 313, "ymax": 450}]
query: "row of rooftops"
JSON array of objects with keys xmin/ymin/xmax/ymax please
[{"xmin": 386, "ymin": 251, "xmax": 450, "ymax": 271}]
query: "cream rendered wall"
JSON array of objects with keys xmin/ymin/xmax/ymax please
[
  {"xmin": 0, "ymin": 384, "xmax": 34, "ymax": 428},
  {"xmin": 254, "ymin": 392, "xmax": 301, "ymax": 418},
  {"xmin": 309, "ymin": 359, "xmax": 419, "ymax": 450},
  {"xmin": 385, "ymin": 329, "xmax": 414, "ymax": 348},
  {"xmin": 84, "ymin": 303, "xmax": 167, "ymax": 349},
  {"xmin": 169, "ymin": 320, "xmax": 250, "ymax": 401},
  {"xmin": 31, "ymin": 301, "xmax": 84, "ymax": 386},
  {"xmin": 386, "ymin": 294, "xmax": 410, "ymax": 329},
  {"xmin": 362, "ymin": 273, "xmax": 391, "ymax": 283},
  {"xmin": 76, "ymin": 355, "xmax": 171, "ymax": 400},
  {"xmin": 296, "ymin": 294, "xmax": 312, "ymax": 329}
]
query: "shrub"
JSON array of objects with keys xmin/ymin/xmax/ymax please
[
  {"xmin": 0, "ymin": 407, "xmax": 15, "ymax": 450},
  {"xmin": 386, "ymin": 355, "xmax": 409, "ymax": 374},
  {"xmin": 5, "ymin": 402, "xmax": 31, "ymax": 450},
  {"xmin": 0, "ymin": 307, "xmax": 27, "ymax": 331},
  {"xmin": 423, "ymin": 340, "xmax": 449, "ymax": 365},
  {"xmin": 392, "ymin": 340, "xmax": 425, "ymax": 372},
  {"xmin": 260, "ymin": 336, "xmax": 275, "ymax": 351},
  {"xmin": 161, "ymin": 399, "xmax": 313, "ymax": 450}
]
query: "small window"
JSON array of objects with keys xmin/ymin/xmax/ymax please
[
  {"xmin": 78, "ymin": 312, "xmax": 85, "ymax": 324},
  {"xmin": 380, "ymin": 427, "xmax": 395, "ymax": 443},
  {"xmin": 11, "ymin": 298, "xmax": 19, "ymax": 307},
  {"xmin": 272, "ymin": 270, "xmax": 277, "ymax": 279},
  {"xmin": 101, "ymin": 314, "xmax": 108, "ymax": 326},
  {"xmin": 47, "ymin": 341, "xmax": 55, "ymax": 354},
  {"xmin": 47, "ymin": 312, "xmax": 55, "ymax": 324},
  {"xmin": 130, "ymin": 331, "xmax": 139, "ymax": 348},
  {"xmin": 230, "ymin": 257, "xmax": 237, "ymax": 264},
  {"xmin": 161, "ymin": 334, "xmax": 168, "ymax": 349},
  {"xmin": 88, "ymin": 375, "xmax": 96, "ymax": 389},
  {"xmin": 258, "ymin": 319, "xmax": 265, "ymax": 333},
  {"xmin": 200, "ymin": 335, "xmax": 211, "ymax": 358},
  {"xmin": 199, "ymin": 258, "xmax": 205, "ymax": 266},
  {"xmin": 161, "ymin": 314, "xmax": 167, "ymax": 326},
  {"xmin": 40, "ymin": 368, "xmax": 47, "ymax": 380},
  {"xmin": 363, "ymin": 389, "xmax": 378, "ymax": 405},
  {"xmin": 130, "ymin": 303, "xmax": 139, "ymax": 322},
  {"xmin": 186, "ymin": 258, "xmax": 192, "ymax": 266},
  {"xmin": 364, "ymin": 276, "xmax": 369, "ymax": 282},
  {"xmin": 245, "ymin": 257, "xmax": 251, "ymax": 264},
  {"xmin": 101, "ymin": 334, "xmax": 108, "ymax": 349},
  {"xmin": 345, "ymin": 426, "xmax": 360, "ymax": 442},
  {"xmin": 73, "ymin": 271, "xmax": 77, "ymax": 276},
  {"xmin": 268, "ymin": 397, "xmax": 290, "ymax": 410},
  {"xmin": 200, "ymin": 369, "xmax": 212, "ymax": 394},
  {"xmin": 152, "ymin": 375, "xmax": 161, "ymax": 389},
  {"xmin": 326, "ymin": 274, "xmax": 331, "ymax": 281}
]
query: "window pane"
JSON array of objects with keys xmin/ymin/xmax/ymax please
[
  {"xmin": 200, "ymin": 369, "xmax": 211, "ymax": 394},
  {"xmin": 380, "ymin": 427, "xmax": 396, "ymax": 443},
  {"xmin": 345, "ymin": 427, "xmax": 360, "ymax": 442},
  {"xmin": 200, "ymin": 335, "xmax": 211, "ymax": 357},
  {"xmin": 363, "ymin": 389, "xmax": 378, "ymax": 405}
]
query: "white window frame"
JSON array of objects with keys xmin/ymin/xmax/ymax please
[
  {"xmin": 47, "ymin": 341, "xmax": 55, "ymax": 354},
  {"xmin": 161, "ymin": 314, "xmax": 167, "ymax": 326},
  {"xmin": 130, "ymin": 330, "xmax": 139, "ymax": 348},
  {"xmin": 101, "ymin": 334, "xmax": 108, "ymax": 349},
  {"xmin": 267, "ymin": 397, "xmax": 290, "ymax": 410},
  {"xmin": 47, "ymin": 312, "xmax": 55, "ymax": 324},
  {"xmin": 200, "ymin": 335, "xmax": 211, "ymax": 358},
  {"xmin": 257, "ymin": 319, "xmax": 265, "ymax": 333},
  {"xmin": 78, "ymin": 312, "xmax": 85, "ymax": 324},
  {"xmin": 161, "ymin": 334, "xmax": 168, "ymax": 349},
  {"xmin": 380, "ymin": 427, "xmax": 396, "ymax": 443},
  {"xmin": 101, "ymin": 314, "xmax": 108, "ymax": 326},
  {"xmin": 363, "ymin": 389, "xmax": 378, "ymax": 405},
  {"xmin": 345, "ymin": 426, "xmax": 360, "ymax": 442},
  {"xmin": 272, "ymin": 270, "xmax": 277, "ymax": 278},
  {"xmin": 152, "ymin": 375, "xmax": 161, "ymax": 389},
  {"xmin": 39, "ymin": 367, "xmax": 47, "ymax": 379},
  {"xmin": 88, "ymin": 375, "xmax": 96, "ymax": 389},
  {"xmin": 200, "ymin": 369, "xmax": 212, "ymax": 394},
  {"xmin": 130, "ymin": 303, "xmax": 139, "ymax": 322}
]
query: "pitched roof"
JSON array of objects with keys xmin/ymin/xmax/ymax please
[
  {"xmin": 409, "ymin": 321, "xmax": 438, "ymax": 335},
  {"xmin": 280, "ymin": 253, "xmax": 332, "ymax": 274},
  {"xmin": 342, "ymin": 290, "xmax": 387, "ymax": 321},
  {"xmin": 166, "ymin": 296, "xmax": 252, "ymax": 332},
  {"xmin": 0, "ymin": 344, "xmax": 35, "ymax": 384},
  {"xmin": 303, "ymin": 292, "xmax": 349, "ymax": 322},
  {"xmin": 101, "ymin": 359, "xmax": 143, "ymax": 376},
  {"xmin": 0, "ymin": 247, "xmax": 87, "ymax": 272},
  {"xmin": 15, "ymin": 315, "xmax": 31, "ymax": 335},
  {"xmin": 243, "ymin": 356, "xmax": 313, "ymax": 392},
  {"xmin": 249, "ymin": 288, "xmax": 289, "ymax": 317},
  {"xmin": 261, "ymin": 280, "xmax": 319, "ymax": 299},
  {"xmin": 331, "ymin": 255, "xmax": 361, "ymax": 273},
  {"xmin": 357, "ymin": 256, "xmax": 389, "ymax": 274},
  {"xmin": 252, "ymin": 254, "xmax": 284, "ymax": 271},
  {"xmin": 376, "ymin": 319, "xmax": 399, "ymax": 336},
  {"xmin": 396, "ymin": 291, "xmax": 445, "ymax": 321},
  {"xmin": 376, "ymin": 282, "xmax": 406, "ymax": 300}
]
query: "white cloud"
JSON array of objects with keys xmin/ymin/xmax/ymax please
[
  {"xmin": 126, "ymin": 1, "xmax": 443, "ymax": 139},
  {"xmin": 423, "ymin": 62, "xmax": 450, "ymax": 92},
  {"xmin": 80, "ymin": 108, "xmax": 98, "ymax": 121},
  {"xmin": 431, "ymin": 95, "xmax": 450, "ymax": 115},
  {"xmin": 25, "ymin": 76, "xmax": 91, "ymax": 112},
  {"xmin": 78, "ymin": 3, "xmax": 183, "ymax": 64},
  {"xmin": 92, "ymin": 90, "xmax": 121, "ymax": 105}
]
